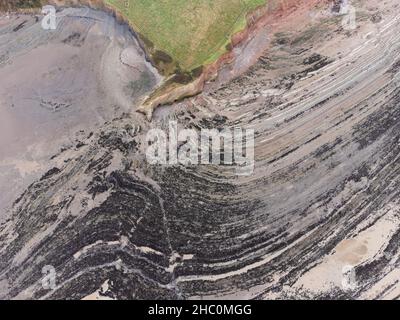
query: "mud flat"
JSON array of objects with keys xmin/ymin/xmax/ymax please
[
  {"xmin": 136, "ymin": 0, "xmax": 327, "ymax": 119},
  {"xmin": 0, "ymin": 7, "xmax": 160, "ymax": 221},
  {"xmin": 1, "ymin": 0, "xmax": 400, "ymax": 300}
]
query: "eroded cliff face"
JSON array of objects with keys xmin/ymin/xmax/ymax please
[{"xmin": 1, "ymin": 0, "xmax": 400, "ymax": 300}]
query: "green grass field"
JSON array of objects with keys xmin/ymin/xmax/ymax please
[
  {"xmin": 0, "ymin": 0, "xmax": 43, "ymax": 11},
  {"xmin": 106, "ymin": 0, "xmax": 266, "ymax": 73}
]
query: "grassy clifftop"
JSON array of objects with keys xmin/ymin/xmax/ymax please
[{"xmin": 106, "ymin": 0, "xmax": 266, "ymax": 74}]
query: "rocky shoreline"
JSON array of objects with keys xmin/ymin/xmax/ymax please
[{"xmin": 1, "ymin": 0, "xmax": 400, "ymax": 300}]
